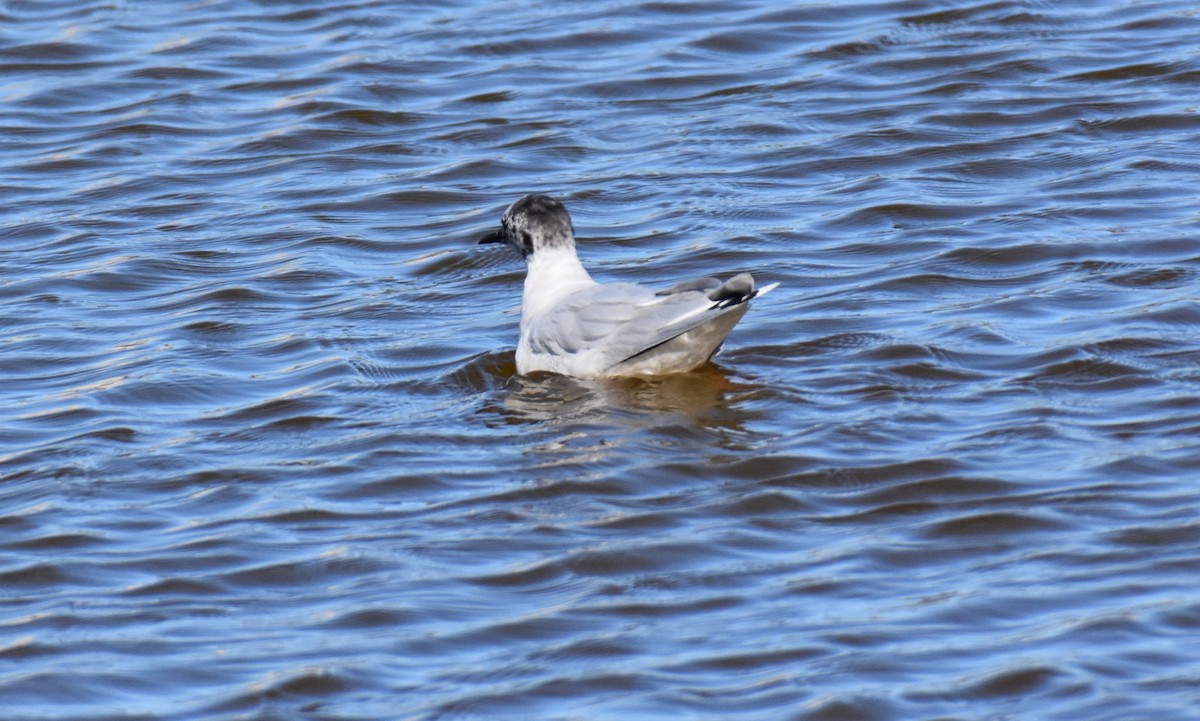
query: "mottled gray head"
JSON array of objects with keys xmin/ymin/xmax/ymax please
[{"xmin": 479, "ymin": 194, "xmax": 575, "ymax": 258}]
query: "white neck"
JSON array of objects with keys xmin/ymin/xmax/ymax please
[{"xmin": 521, "ymin": 246, "xmax": 594, "ymax": 327}]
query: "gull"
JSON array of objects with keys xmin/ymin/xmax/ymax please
[{"xmin": 479, "ymin": 194, "xmax": 777, "ymax": 378}]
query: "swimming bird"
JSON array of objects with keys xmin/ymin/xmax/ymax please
[{"xmin": 479, "ymin": 194, "xmax": 777, "ymax": 378}]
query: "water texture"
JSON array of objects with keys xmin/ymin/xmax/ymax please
[{"xmin": 3, "ymin": 0, "xmax": 1200, "ymax": 719}]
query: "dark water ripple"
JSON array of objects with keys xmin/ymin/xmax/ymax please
[{"xmin": 4, "ymin": 0, "xmax": 1200, "ymax": 719}]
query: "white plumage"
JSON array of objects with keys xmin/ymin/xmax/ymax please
[{"xmin": 479, "ymin": 194, "xmax": 777, "ymax": 378}]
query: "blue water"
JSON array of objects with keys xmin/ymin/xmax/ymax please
[{"xmin": 3, "ymin": 1, "xmax": 1200, "ymax": 719}]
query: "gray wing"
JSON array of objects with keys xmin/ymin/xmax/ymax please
[
  {"xmin": 525, "ymin": 281, "xmax": 654, "ymax": 356},
  {"xmin": 528, "ymin": 273, "xmax": 765, "ymax": 366},
  {"xmin": 612, "ymin": 273, "xmax": 763, "ymax": 362},
  {"xmin": 656, "ymin": 277, "xmax": 721, "ymax": 296}
]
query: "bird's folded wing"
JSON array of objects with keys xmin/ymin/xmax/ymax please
[
  {"xmin": 613, "ymin": 291, "xmax": 736, "ymax": 359},
  {"xmin": 655, "ymin": 277, "xmax": 721, "ymax": 296},
  {"xmin": 527, "ymin": 276, "xmax": 751, "ymax": 361},
  {"xmin": 526, "ymin": 282, "xmax": 652, "ymax": 355},
  {"xmin": 618, "ymin": 273, "xmax": 772, "ymax": 358}
]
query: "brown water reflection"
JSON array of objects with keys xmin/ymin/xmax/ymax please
[{"xmin": 494, "ymin": 363, "xmax": 752, "ymax": 424}]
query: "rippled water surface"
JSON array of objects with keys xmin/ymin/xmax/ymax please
[{"xmin": 4, "ymin": 1, "xmax": 1200, "ymax": 719}]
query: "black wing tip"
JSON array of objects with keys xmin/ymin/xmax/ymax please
[{"xmin": 706, "ymin": 272, "xmax": 757, "ymax": 309}]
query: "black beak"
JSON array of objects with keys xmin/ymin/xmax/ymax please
[{"xmin": 478, "ymin": 228, "xmax": 506, "ymax": 245}]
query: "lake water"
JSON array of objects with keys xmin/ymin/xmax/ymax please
[{"xmin": 3, "ymin": 1, "xmax": 1200, "ymax": 719}]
